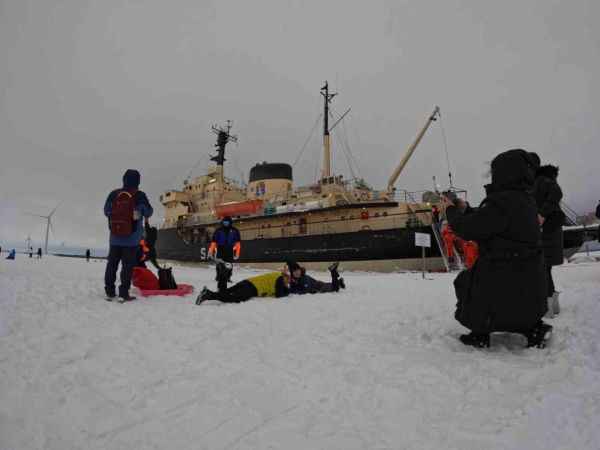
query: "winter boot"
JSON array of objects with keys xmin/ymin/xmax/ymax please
[
  {"xmin": 118, "ymin": 294, "xmax": 136, "ymax": 303},
  {"xmin": 196, "ymin": 286, "xmax": 216, "ymax": 305},
  {"xmin": 459, "ymin": 332, "xmax": 490, "ymax": 348},
  {"xmin": 525, "ymin": 321, "xmax": 553, "ymax": 348},
  {"xmin": 105, "ymin": 287, "xmax": 116, "ymax": 301},
  {"xmin": 328, "ymin": 262, "xmax": 339, "ymax": 273}
]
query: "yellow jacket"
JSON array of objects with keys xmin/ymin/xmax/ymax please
[{"xmin": 247, "ymin": 272, "xmax": 286, "ymax": 297}]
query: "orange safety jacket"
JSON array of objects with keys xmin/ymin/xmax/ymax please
[
  {"xmin": 462, "ymin": 241, "xmax": 479, "ymax": 269},
  {"xmin": 208, "ymin": 241, "xmax": 217, "ymax": 256},
  {"xmin": 139, "ymin": 239, "xmax": 150, "ymax": 261}
]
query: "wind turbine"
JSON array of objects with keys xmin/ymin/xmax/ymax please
[{"xmin": 26, "ymin": 203, "xmax": 60, "ymax": 255}]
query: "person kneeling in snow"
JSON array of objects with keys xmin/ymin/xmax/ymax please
[
  {"xmin": 442, "ymin": 149, "xmax": 551, "ymax": 349},
  {"xmin": 196, "ymin": 270, "xmax": 290, "ymax": 305},
  {"xmin": 287, "ymin": 260, "xmax": 345, "ymax": 294}
]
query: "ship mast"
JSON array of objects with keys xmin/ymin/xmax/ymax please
[
  {"xmin": 320, "ymin": 81, "xmax": 337, "ymax": 180},
  {"xmin": 210, "ymin": 120, "xmax": 237, "ymax": 189}
]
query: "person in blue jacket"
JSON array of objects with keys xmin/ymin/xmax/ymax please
[
  {"xmin": 287, "ymin": 260, "xmax": 345, "ymax": 294},
  {"xmin": 103, "ymin": 169, "xmax": 153, "ymax": 302},
  {"xmin": 6, "ymin": 249, "xmax": 16, "ymax": 260},
  {"xmin": 208, "ymin": 216, "xmax": 241, "ymax": 292}
]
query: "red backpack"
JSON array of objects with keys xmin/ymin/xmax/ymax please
[{"xmin": 110, "ymin": 190, "xmax": 137, "ymax": 236}]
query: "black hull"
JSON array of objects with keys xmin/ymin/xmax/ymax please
[
  {"xmin": 157, "ymin": 226, "xmax": 587, "ymax": 264},
  {"xmin": 157, "ymin": 226, "xmax": 441, "ymax": 263}
]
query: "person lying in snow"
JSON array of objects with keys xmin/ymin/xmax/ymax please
[
  {"xmin": 196, "ymin": 270, "xmax": 290, "ymax": 304},
  {"xmin": 286, "ymin": 260, "xmax": 345, "ymax": 294}
]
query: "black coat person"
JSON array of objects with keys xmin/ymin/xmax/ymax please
[
  {"xmin": 445, "ymin": 149, "xmax": 548, "ymax": 347},
  {"xmin": 532, "ymin": 165, "xmax": 564, "ymax": 267},
  {"xmin": 531, "ymin": 164, "xmax": 564, "ymax": 318}
]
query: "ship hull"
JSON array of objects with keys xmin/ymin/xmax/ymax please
[
  {"xmin": 157, "ymin": 225, "xmax": 444, "ymax": 271},
  {"xmin": 157, "ymin": 225, "xmax": 587, "ymax": 271}
]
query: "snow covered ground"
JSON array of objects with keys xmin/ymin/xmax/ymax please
[{"xmin": 1, "ymin": 255, "xmax": 599, "ymax": 450}]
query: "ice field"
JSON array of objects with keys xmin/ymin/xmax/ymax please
[{"xmin": 1, "ymin": 255, "xmax": 599, "ymax": 450}]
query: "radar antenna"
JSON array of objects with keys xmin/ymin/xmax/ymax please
[{"xmin": 210, "ymin": 120, "xmax": 238, "ymax": 167}]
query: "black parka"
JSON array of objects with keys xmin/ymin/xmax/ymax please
[
  {"xmin": 447, "ymin": 150, "xmax": 547, "ymax": 333},
  {"xmin": 532, "ymin": 165, "xmax": 564, "ymax": 267}
]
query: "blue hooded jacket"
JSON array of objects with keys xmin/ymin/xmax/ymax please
[{"xmin": 104, "ymin": 169, "xmax": 153, "ymax": 247}]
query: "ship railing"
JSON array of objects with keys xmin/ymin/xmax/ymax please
[
  {"xmin": 388, "ymin": 189, "xmax": 430, "ymax": 204},
  {"xmin": 560, "ymin": 201, "xmax": 580, "ymax": 226}
]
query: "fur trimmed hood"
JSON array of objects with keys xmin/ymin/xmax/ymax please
[{"xmin": 536, "ymin": 165, "xmax": 559, "ymax": 180}]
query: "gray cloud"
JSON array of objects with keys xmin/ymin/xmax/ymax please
[{"xmin": 2, "ymin": 0, "xmax": 599, "ymax": 248}]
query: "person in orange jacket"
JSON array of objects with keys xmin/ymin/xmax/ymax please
[{"xmin": 208, "ymin": 216, "xmax": 241, "ymax": 292}]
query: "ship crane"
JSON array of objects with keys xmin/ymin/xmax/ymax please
[{"xmin": 387, "ymin": 106, "xmax": 441, "ymax": 193}]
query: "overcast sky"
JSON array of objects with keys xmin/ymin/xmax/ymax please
[{"xmin": 1, "ymin": 0, "xmax": 599, "ymax": 249}]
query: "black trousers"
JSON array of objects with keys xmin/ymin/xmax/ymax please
[
  {"xmin": 209, "ymin": 280, "xmax": 257, "ymax": 303},
  {"xmin": 105, "ymin": 245, "xmax": 137, "ymax": 296},
  {"xmin": 216, "ymin": 261, "xmax": 233, "ymax": 293}
]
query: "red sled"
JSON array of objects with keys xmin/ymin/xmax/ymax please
[
  {"xmin": 136, "ymin": 284, "xmax": 194, "ymax": 297},
  {"xmin": 132, "ymin": 267, "xmax": 194, "ymax": 297}
]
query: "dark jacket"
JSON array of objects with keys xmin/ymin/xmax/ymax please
[
  {"xmin": 532, "ymin": 165, "xmax": 564, "ymax": 266},
  {"xmin": 289, "ymin": 268, "xmax": 326, "ymax": 294},
  {"xmin": 447, "ymin": 149, "xmax": 547, "ymax": 333},
  {"xmin": 595, "ymin": 202, "xmax": 600, "ymax": 220},
  {"xmin": 104, "ymin": 169, "xmax": 153, "ymax": 247},
  {"xmin": 211, "ymin": 225, "xmax": 241, "ymax": 261}
]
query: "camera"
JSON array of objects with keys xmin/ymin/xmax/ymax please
[{"xmin": 442, "ymin": 190, "xmax": 459, "ymax": 204}]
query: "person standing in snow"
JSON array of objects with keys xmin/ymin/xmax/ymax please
[
  {"xmin": 442, "ymin": 149, "xmax": 550, "ymax": 348},
  {"xmin": 530, "ymin": 154, "xmax": 565, "ymax": 317},
  {"xmin": 36, "ymin": 247, "xmax": 42, "ymax": 259},
  {"xmin": 196, "ymin": 270, "xmax": 290, "ymax": 304},
  {"xmin": 85, "ymin": 249, "xmax": 91, "ymax": 262},
  {"xmin": 208, "ymin": 216, "xmax": 241, "ymax": 293},
  {"xmin": 286, "ymin": 260, "xmax": 345, "ymax": 294},
  {"xmin": 103, "ymin": 169, "xmax": 153, "ymax": 302}
]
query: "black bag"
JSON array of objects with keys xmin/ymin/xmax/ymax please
[{"xmin": 158, "ymin": 267, "xmax": 178, "ymax": 290}]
